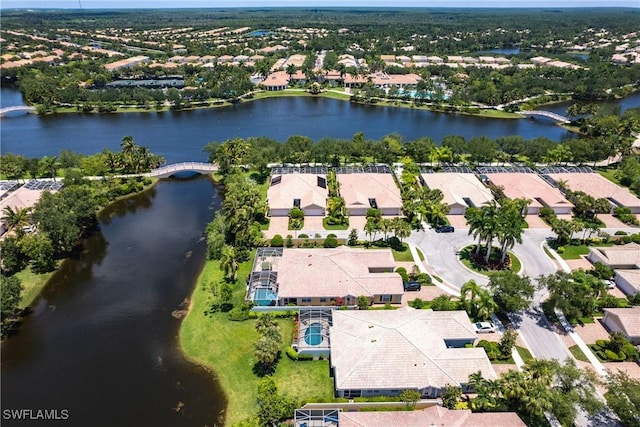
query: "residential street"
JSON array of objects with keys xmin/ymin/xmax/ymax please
[{"xmin": 408, "ymin": 226, "xmax": 573, "ymax": 362}]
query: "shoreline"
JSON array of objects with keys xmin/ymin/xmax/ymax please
[
  {"xmin": 11, "ymin": 176, "xmax": 161, "ymax": 312},
  {"xmin": 31, "ymin": 90, "xmax": 528, "ymax": 121}
]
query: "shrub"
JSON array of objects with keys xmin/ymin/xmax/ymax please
[
  {"xmin": 604, "ymin": 349, "xmax": 621, "ymax": 361},
  {"xmin": 327, "ymin": 233, "xmax": 337, "ymax": 239},
  {"xmin": 596, "ymin": 339, "xmax": 608, "ymax": 348},
  {"xmin": 228, "ymin": 307, "xmax": 250, "ymax": 321},
  {"xmin": 415, "ymin": 273, "xmax": 432, "ymax": 286},
  {"xmin": 323, "ymin": 236, "xmax": 338, "ymax": 248},
  {"xmin": 298, "ymin": 233, "xmax": 309, "ymax": 239},
  {"xmin": 614, "ymin": 230, "xmax": 628, "ymax": 236},
  {"xmin": 396, "ymin": 267, "xmax": 409, "ymax": 282},
  {"xmin": 409, "ymin": 298, "xmax": 424, "ymax": 309},
  {"xmin": 297, "ymin": 353, "xmax": 314, "ymax": 361},
  {"xmin": 557, "ymin": 246, "xmax": 565, "ymax": 254},
  {"xmin": 366, "ymin": 208, "xmax": 381, "ymax": 219},
  {"xmin": 289, "ymin": 207, "xmax": 304, "ymax": 219},
  {"xmin": 286, "ymin": 347, "xmax": 299, "ymax": 361},
  {"xmin": 270, "ymin": 234, "xmax": 284, "ymax": 247},
  {"xmin": 286, "ymin": 234, "xmax": 294, "ymax": 248}
]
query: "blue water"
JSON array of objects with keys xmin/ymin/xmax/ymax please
[
  {"xmin": 248, "ymin": 29, "xmax": 270, "ymax": 37},
  {"xmin": 254, "ymin": 288, "xmax": 277, "ymax": 306},
  {"xmin": 304, "ymin": 323, "xmax": 323, "ymax": 346}
]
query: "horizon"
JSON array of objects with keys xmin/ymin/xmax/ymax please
[{"xmin": 2, "ymin": 0, "xmax": 639, "ymax": 9}]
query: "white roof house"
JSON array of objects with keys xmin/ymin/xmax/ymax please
[
  {"xmin": 337, "ymin": 173, "xmax": 402, "ymax": 216},
  {"xmin": 615, "ymin": 269, "xmax": 640, "ymax": 296},
  {"xmin": 267, "ymin": 174, "xmax": 328, "ymax": 216},
  {"xmin": 547, "ymin": 172, "xmax": 640, "ymax": 213},
  {"xmin": 588, "ymin": 243, "xmax": 640, "ymax": 269},
  {"xmin": 603, "ymin": 307, "xmax": 640, "ymax": 344},
  {"xmin": 421, "ymin": 173, "xmax": 494, "ymax": 215},
  {"xmin": 276, "ymin": 247, "xmax": 403, "ymax": 306},
  {"xmin": 330, "ymin": 307, "xmax": 497, "ymax": 398},
  {"xmin": 485, "ymin": 173, "xmax": 573, "ymax": 214}
]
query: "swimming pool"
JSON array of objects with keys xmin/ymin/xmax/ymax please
[
  {"xmin": 304, "ymin": 322, "xmax": 323, "ymax": 346},
  {"xmin": 254, "ymin": 288, "xmax": 277, "ymax": 306}
]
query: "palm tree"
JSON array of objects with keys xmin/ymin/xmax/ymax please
[
  {"xmin": 220, "ymin": 245, "xmax": 239, "ymax": 282},
  {"xmin": 286, "ymin": 63, "xmax": 297, "ymax": 82},
  {"xmin": 460, "ymin": 280, "xmax": 481, "ymax": 316},
  {"xmin": 39, "ymin": 156, "xmax": 59, "ymax": 181},
  {"xmin": 364, "ymin": 217, "xmax": 378, "ymax": 242},
  {"xmin": 120, "ymin": 135, "xmax": 139, "ymax": 173},
  {"xmin": 2, "ymin": 206, "xmax": 31, "ymax": 235},
  {"xmin": 465, "ymin": 207, "xmax": 485, "ymax": 255},
  {"xmin": 497, "ymin": 199, "xmax": 528, "ymax": 265}
]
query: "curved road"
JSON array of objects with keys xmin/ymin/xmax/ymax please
[{"xmin": 408, "ymin": 227, "xmax": 572, "ymax": 361}]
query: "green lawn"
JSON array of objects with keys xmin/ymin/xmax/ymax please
[
  {"xmin": 322, "ymin": 218, "xmax": 349, "ymax": 230},
  {"xmin": 597, "ymin": 169, "xmax": 620, "ymax": 185},
  {"xmin": 179, "ymin": 255, "xmax": 334, "ymax": 425},
  {"xmin": 559, "ymin": 242, "xmax": 614, "ymax": 260},
  {"xmin": 568, "ymin": 344, "xmax": 590, "ymax": 362},
  {"xmin": 391, "ymin": 243, "xmax": 414, "ymax": 262},
  {"xmin": 15, "ymin": 266, "xmax": 57, "ymax": 309},
  {"xmin": 516, "ymin": 346, "xmax": 534, "ymax": 363}
]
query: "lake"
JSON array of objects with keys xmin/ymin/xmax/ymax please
[{"xmin": 1, "ymin": 87, "xmax": 577, "ymax": 163}]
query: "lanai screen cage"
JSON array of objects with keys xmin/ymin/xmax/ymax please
[
  {"xmin": 294, "ymin": 308, "xmax": 333, "ymax": 357},
  {"xmin": 294, "ymin": 408, "xmax": 340, "ymax": 427},
  {"xmin": 247, "ymin": 247, "xmax": 283, "ymax": 306}
]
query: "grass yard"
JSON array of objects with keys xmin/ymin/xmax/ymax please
[
  {"xmin": 568, "ymin": 345, "xmax": 590, "ymax": 362},
  {"xmin": 516, "ymin": 346, "xmax": 534, "ymax": 363},
  {"xmin": 15, "ymin": 266, "xmax": 57, "ymax": 309},
  {"xmin": 391, "ymin": 243, "xmax": 414, "ymax": 262},
  {"xmin": 322, "ymin": 217, "xmax": 349, "ymax": 230},
  {"xmin": 179, "ymin": 255, "xmax": 334, "ymax": 425},
  {"xmin": 559, "ymin": 242, "xmax": 615, "ymax": 260}
]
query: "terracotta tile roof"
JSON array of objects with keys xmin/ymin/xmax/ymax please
[
  {"xmin": 261, "ymin": 70, "xmax": 289, "ymax": 88},
  {"xmin": 604, "ymin": 307, "xmax": 640, "ymax": 337},
  {"xmin": 277, "ymin": 247, "xmax": 403, "ymax": 299},
  {"xmin": 337, "ymin": 173, "xmax": 402, "ymax": 211},
  {"xmin": 339, "ymin": 406, "xmax": 526, "ymax": 427},
  {"xmin": 592, "ymin": 243, "xmax": 640, "ymax": 268},
  {"xmin": 330, "ymin": 307, "xmax": 496, "ymax": 392},
  {"xmin": 267, "ymin": 174, "xmax": 327, "ymax": 212},
  {"xmin": 547, "ymin": 173, "xmax": 640, "ymax": 210},
  {"xmin": 486, "ymin": 173, "xmax": 572, "ymax": 210},
  {"xmin": 421, "ymin": 173, "xmax": 493, "ymax": 209},
  {"xmin": 616, "ymin": 269, "xmax": 640, "ymax": 293}
]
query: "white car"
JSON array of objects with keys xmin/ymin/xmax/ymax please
[
  {"xmin": 474, "ymin": 321, "xmax": 496, "ymax": 333},
  {"xmin": 603, "ymin": 280, "xmax": 615, "ymax": 290}
]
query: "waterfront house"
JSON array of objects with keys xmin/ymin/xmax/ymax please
[{"xmin": 330, "ymin": 307, "xmax": 497, "ymax": 398}]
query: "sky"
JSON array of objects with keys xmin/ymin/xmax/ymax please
[{"xmin": 1, "ymin": 0, "xmax": 639, "ymax": 8}]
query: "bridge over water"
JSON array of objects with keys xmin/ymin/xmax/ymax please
[
  {"xmin": 520, "ymin": 110, "xmax": 571, "ymax": 124},
  {"xmin": 0, "ymin": 106, "xmax": 36, "ymax": 117},
  {"xmin": 149, "ymin": 162, "xmax": 218, "ymax": 178}
]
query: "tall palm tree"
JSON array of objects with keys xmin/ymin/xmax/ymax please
[
  {"xmin": 220, "ymin": 245, "xmax": 239, "ymax": 282},
  {"xmin": 120, "ymin": 135, "xmax": 139, "ymax": 173},
  {"xmin": 2, "ymin": 206, "xmax": 31, "ymax": 235}
]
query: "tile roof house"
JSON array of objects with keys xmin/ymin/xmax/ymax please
[
  {"xmin": 337, "ymin": 173, "xmax": 402, "ymax": 216},
  {"xmin": 485, "ymin": 173, "xmax": 573, "ymax": 214},
  {"xmin": 614, "ymin": 269, "xmax": 640, "ymax": 296},
  {"xmin": 260, "ymin": 71, "xmax": 289, "ymax": 91},
  {"xmin": 276, "ymin": 247, "xmax": 403, "ymax": 306},
  {"xmin": 421, "ymin": 173, "xmax": 494, "ymax": 215},
  {"xmin": 267, "ymin": 173, "xmax": 328, "ymax": 217},
  {"xmin": 338, "ymin": 406, "xmax": 526, "ymax": 427},
  {"xmin": 588, "ymin": 243, "xmax": 640, "ymax": 269},
  {"xmin": 547, "ymin": 172, "xmax": 640, "ymax": 213},
  {"xmin": 602, "ymin": 307, "xmax": 640, "ymax": 344},
  {"xmin": 330, "ymin": 307, "xmax": 497, "ymax": 398}
]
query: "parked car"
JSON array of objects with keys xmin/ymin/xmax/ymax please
[
  {"xmin": 603, "ymin": 279, "xmax": 615, "ymax": 289},
  {"xmin": 403, "ymin": 281, "xmax": 421, "ymax": 291},
  {"xmin": 474, "ymin": 321, "xmax": 496, "ymax": 333},
  {"xmin": 435, "ymin": 225, "xmax": 455, "ymax": 233}
]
